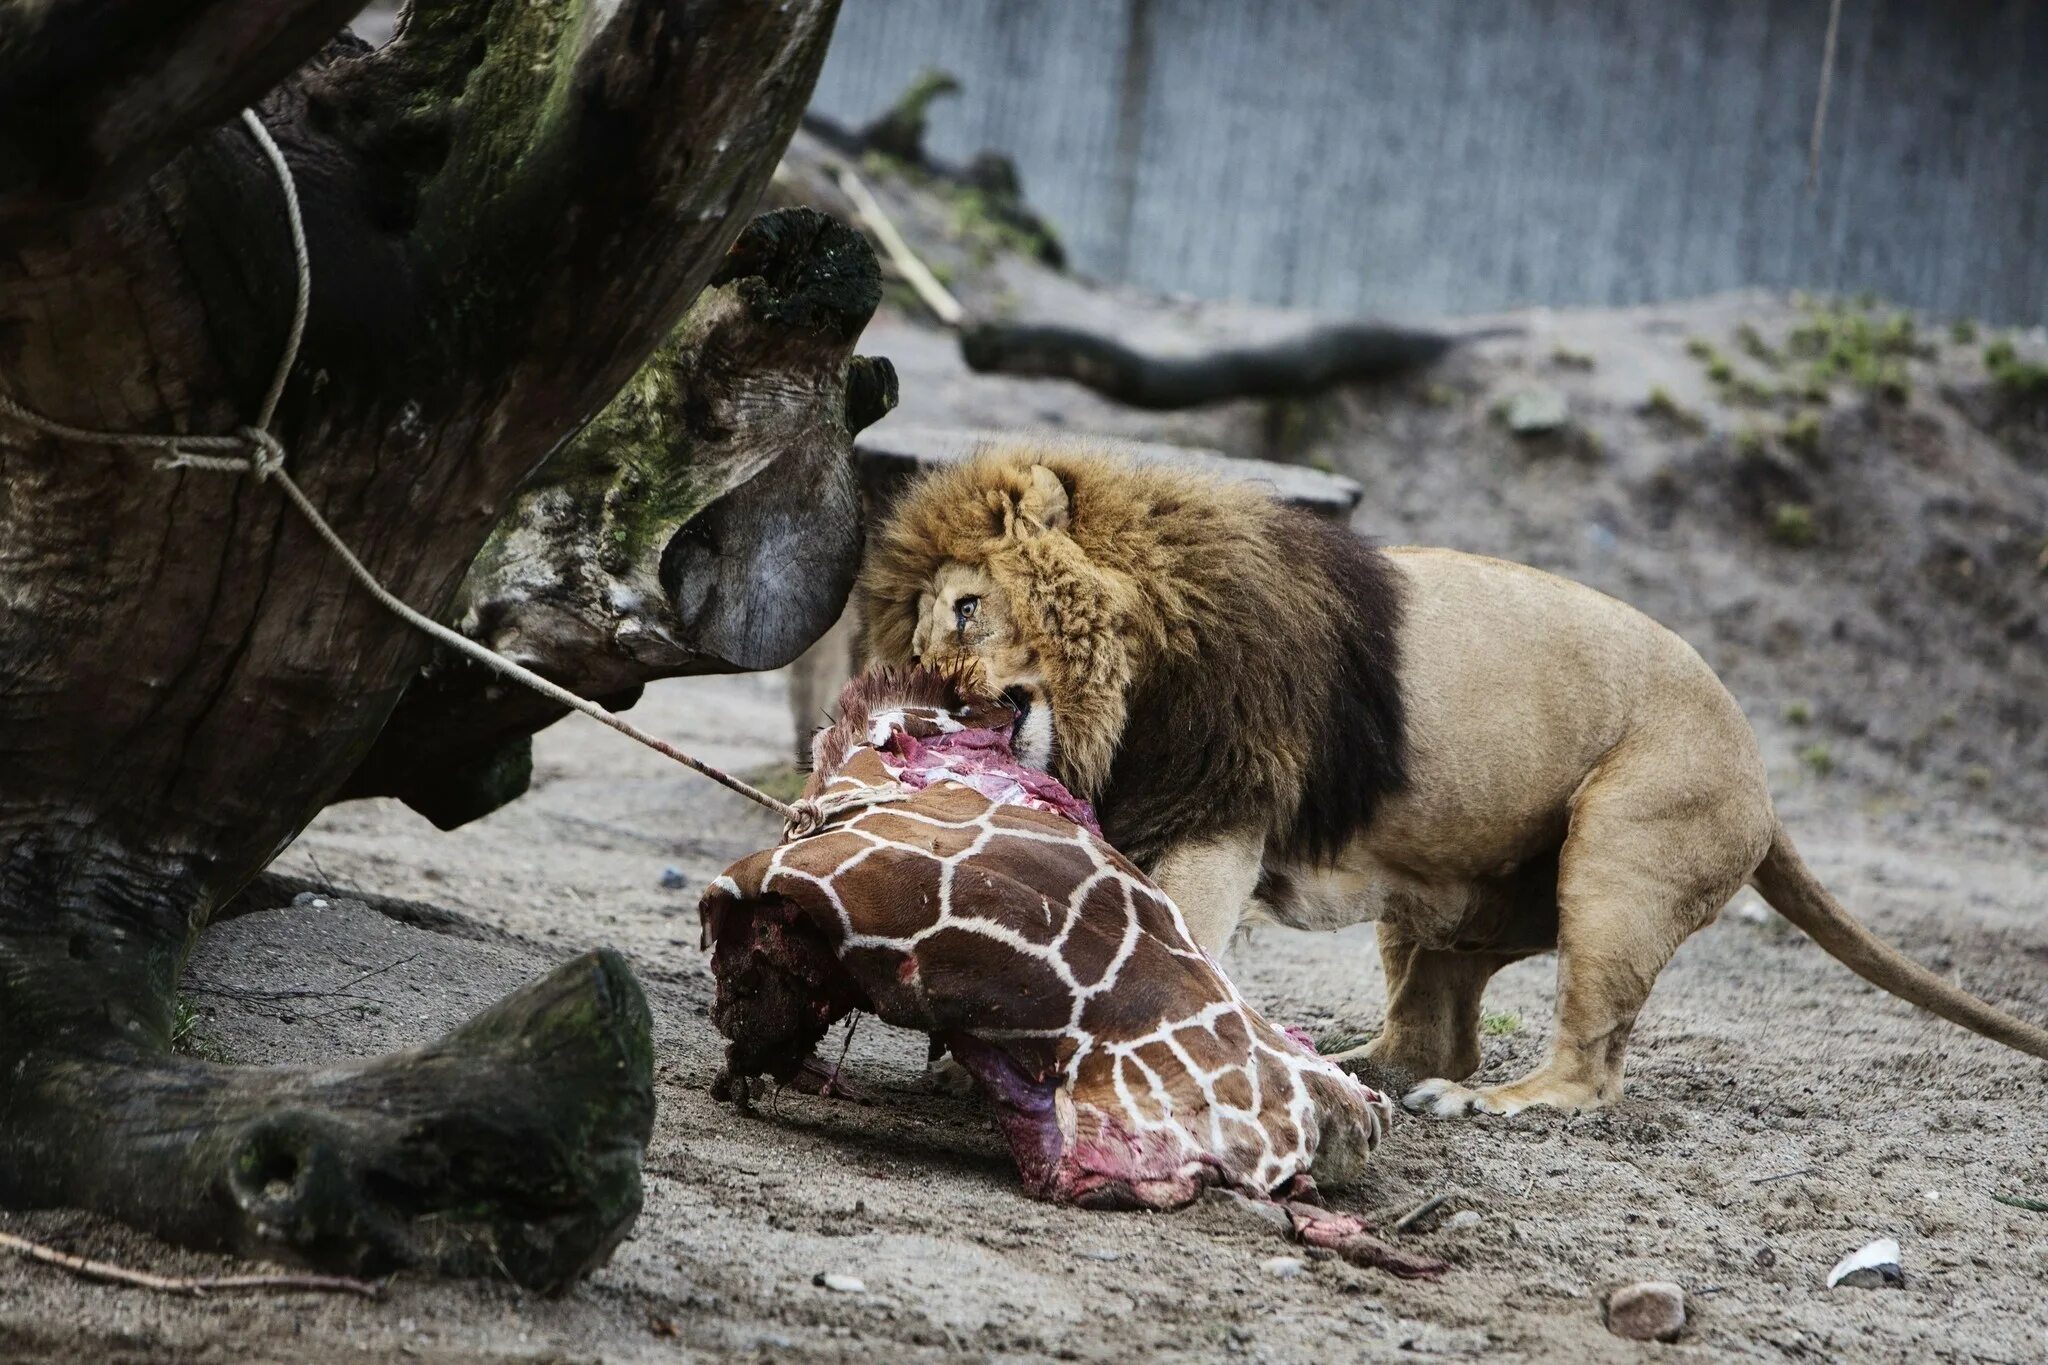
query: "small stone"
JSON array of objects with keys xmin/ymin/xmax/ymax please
[
  {"xmin": 1215, "ymin": 1189, "xmax": 1293, "ymax": 1233},
  {"xmin": 1826, "ymin": 1238, "xmax": 1904, "ymax": 1290},
  {"xmin": 1443, "ymin": 1210, "xmax": 1483, "ymax": 1232},
  {"xmin": 1506, "ymin": 386, "xmax": 1569, "ymax": 434},
  {"xmin": 659, "ymin": 865, "xmax": 689, "ymax": 891},
  {"xmin": 1605, "ymin": 1280, "xmax": 1686, "ymax": 1343},
  {"xmin": 1261, "ymin": 1256, "xmax": 1306, "ymax": 1279},
  {"xmin": 1077, "ymin": 1247, "xmax": 1123, "ymax": 1262},
  {"xmin": 814, "ymin": 1272, "xmax": 865, "ymax": 1294}
]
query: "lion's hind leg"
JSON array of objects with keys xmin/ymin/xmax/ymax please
[{"xmin": 1405, "ymin": 752, "xmax": 1770, "ymax": 1119}]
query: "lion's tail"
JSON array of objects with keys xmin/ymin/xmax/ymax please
[{"xmin": 1752, "ymin": 829, "xmax": 2048, "ymax": 1060}]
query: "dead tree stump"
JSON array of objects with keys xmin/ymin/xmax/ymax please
[{"xmin": 0, "ymin": 0, "xmax": 853, "ymax": 1291}]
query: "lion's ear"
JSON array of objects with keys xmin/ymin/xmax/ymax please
[{"xmin": 1015, "ymin": 464, "xmax": 1071, "ymax": 535}]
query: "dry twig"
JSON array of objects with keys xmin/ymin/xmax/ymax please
[{"xmin": 1, "ymin": 1230, "xmax": 382, "ymax": 1298}]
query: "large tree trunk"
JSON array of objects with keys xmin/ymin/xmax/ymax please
[{"xmin": 0, "ymin": 0, "xmax": 847, "ymax": 1291}]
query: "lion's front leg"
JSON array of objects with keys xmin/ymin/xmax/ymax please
[{"xmin": 1146, "ymin": 828, "xmax": 1268, "ymax": 956}]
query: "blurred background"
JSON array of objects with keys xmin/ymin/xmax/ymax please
[{"xmin": 356, "ymin": 0, "xmax": 2047, "ymax": 322}]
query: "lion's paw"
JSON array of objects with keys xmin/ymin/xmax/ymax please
[{"xmin": 1401, "ymin": 1077, "xmax": 1528, "ymax": 1119}]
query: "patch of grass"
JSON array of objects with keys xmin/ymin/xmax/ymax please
[
  {"xmin": 1781, "ymin": 412, "xmax": 1822, "ymax": 458},
  {"xmin": 742, "ymin": 763, "xmax": 811, "ymax": 805},
  {"xmin": 1768, "ymin": 502, "xmax": 1816, "ymax": 547},
  {"xmin": 1481, "ymin": 1010, "xmax": 1522, "ymax": 1038},
  {"xmin": 1949, "ymin": 318, "xmax": 1978, "ymax": 345},
  {"xmin": 1736, "ymin": 323, "xmax": 1782, "ymax": 368},
  {"xmin": 1642, "ymin": 386, "xmax": 1705, "ymax": 432},
  {"xmin": 1724, "ymin": 375, "xmax": 1777, "ymax": 406},
  {"xmin": 1964, "ymin": 765, "xmax": 1994, "ymax": 791},
  {"xmin": 1705, "ymin": 354, "xmax": 1735, "ymax": 384},
  {"xmin": 172, "ymin": 997, "xmax": 229, "ymax": 1062},
  {"xmin": 1685, "ymin": 337, "xmax": 1716, "ymax": 362},
  {"xmin": 1735, "ymin": 426, "xmax": 1769, "ymax": 458},
  {"xmin": 1984, "ymin": 338, "xmax": 2048, "ymax": 396},
  {"xmin": 1800, "ymin": 743, "xmax": 1835, "ymax": 777},
  {"xmin": 1550, "ymin": 345, "xmax": 1596, "ymax": 370},
  {"xmin": 1423, "ymin": 382, "xmax": 1462, "ymax": 407},
  {"xmin": 1789, "ymin": 301, "xmax": 1920, "ymax": 402},
  {"xmin": 1783, "ymin": 699, "xmax": 1813, "ymax": 725}
]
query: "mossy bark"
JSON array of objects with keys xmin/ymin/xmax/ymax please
[
  {"xmin": 339, "ymin": 208, "xmax": 896, "ymax": 827},
  {"xmin": 0, "ymin": 0, "xmax": 843, "ymax": 1290}
]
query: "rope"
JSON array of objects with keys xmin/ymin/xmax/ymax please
[
  {"xmin": 780, "ymin": 783, "xmax": 918, "ymax": 841},
  {"xmin": 0, "ymin": 108, "xmax": 797, "ymax": 823}
]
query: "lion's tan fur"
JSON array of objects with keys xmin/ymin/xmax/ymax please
[{"xmin": 861, "ymin": 441, "xmax": 2048, "ymax": 1117}]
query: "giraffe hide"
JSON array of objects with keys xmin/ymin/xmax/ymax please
[{"xmin": 699, "ymin": 665, "xmax": 1419, "ymax": 1232}]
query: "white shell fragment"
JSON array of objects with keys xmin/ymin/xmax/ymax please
[
  {"xmin": 1826, "ymin": 1238, "xmax": 1904, "ymax": 1290},
  {"xmin": 814, "ymin": 1272, "xmax": 866, "ymax": 1293}
]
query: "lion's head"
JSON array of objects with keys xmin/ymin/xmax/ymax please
[
  {"xmin": 858, "ymin": 443, "xmax": 1283, "ymax": 802},
  {"xmin": 860, "ymin": 449, "xmax": 1142, "ymax": 797}
]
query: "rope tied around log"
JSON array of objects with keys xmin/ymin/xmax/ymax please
[{"xmin": 0, "ymin": 109, "xmax": 798, "ymax": 823}]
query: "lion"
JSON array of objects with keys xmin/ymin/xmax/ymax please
[{"xmin": 856, "ymin": 441, "xmax": 2048, "ymax": 1119}]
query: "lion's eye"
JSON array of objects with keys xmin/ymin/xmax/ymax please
[{"xmin": 954, "ymin": 595, "xmax": 980, "ymax": 629}]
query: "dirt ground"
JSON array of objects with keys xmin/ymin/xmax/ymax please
[
  {"xmin": 6, "ymin": 136, "xmax": 2048, "ymax": 1363},
  {"xmin": 4, "ymin": 666, "xmax": 2043, "ymax": 1364}
]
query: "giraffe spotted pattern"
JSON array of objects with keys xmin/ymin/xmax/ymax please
[{"xmin": 700, "ymin": 665, "xmax": 1420, "ymax": 1233}]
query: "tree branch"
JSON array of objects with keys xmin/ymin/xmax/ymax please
[
  {"xmin": 959, "ymin": 320, "xmax": 1471, "ymax": 410},
  {"xmin": 336, "ymin": 206, "xmax": 890, "ymax": 827},
  {"xmin": 331, "ymin": 0, "xmax": 845, "ymax": 427},
  {"xmin": 0, "ymin": 0, "xmax": 366, "ymax": 221}
]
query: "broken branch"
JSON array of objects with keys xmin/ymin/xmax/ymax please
[
  {"xmin": 0, "ymin": 1230, "xmax": 382, "ymax": 1298},
  {"xmin": 959, "ymin": 319, "xmax": 1467, "ymax": 409}
]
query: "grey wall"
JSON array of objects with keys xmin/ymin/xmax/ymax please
[{"xmin": 811, "ymin": 0, "xmax": 2048, "ymax": 324}]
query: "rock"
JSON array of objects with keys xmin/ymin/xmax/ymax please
[
  {"xmin": 1078, "ymin": 1247, "xmax": 1123, "ymax": 1262},
  {"xmin": 1213, "ymin": 1189, "xmax": 1294, "ymax": 1234},
  {"xmin": 1261, "ymin": 1256, "xmax": 1306, "ymax": 1279},
  {"xmin": 1506, "ymin": 386, "xmax": 1569, "ymax": 434},
  {"xmin": 1826, "ymin": 1238, "xmax": 1904, "ymax": 1289},
  {"xmin": 814, "ymin": 1272, "xmax": 866, "ymax": 1293},
  {"xmin": 1443, "ymin": 1210, "xmax": 1484, "ymax": 1232},
  {"xmin": 659, "ymin": 865, "xmax": 689, "ymax": 890},
  {"xmin": 1605, "ymin": 1281, "xmax": 1686, "ymax": 1342}
]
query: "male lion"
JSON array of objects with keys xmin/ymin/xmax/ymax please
[{"xmin": 858, "ymin": 442, "xmax": 2048, "ymax": 1119}]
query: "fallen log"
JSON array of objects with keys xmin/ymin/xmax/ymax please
[{"xmin": 959, "ymin": 319, "xmax": 1466, "ymax": 409}]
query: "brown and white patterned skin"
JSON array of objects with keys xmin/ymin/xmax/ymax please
[{"xmin": 699, "ymin": 665, "xmax": 1398, "ymax": 1214}]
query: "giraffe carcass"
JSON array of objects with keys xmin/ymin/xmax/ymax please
[{"xmin": 699, "ymin": 666, "xmax": 1435, "ymax": 1270}]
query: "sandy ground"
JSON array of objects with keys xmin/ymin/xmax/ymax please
[{"xmin": 3, "ymin": 662, "xmax": 2044, "ymax": 1364}]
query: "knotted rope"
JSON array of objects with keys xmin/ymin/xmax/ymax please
[{"xmin": 0, "ymin": 108, "xmax": 797, "ymax": 823}]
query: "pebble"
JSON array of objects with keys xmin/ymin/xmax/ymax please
[
  {"xmin": 1443, "ymin": 1210, "xmax": 1484, "ymax": 1233},
  {"xmin": 814, "ymin": 1272, "xmax": 865, "ymax": 1294},
  {"xmin": 1506, "ymin": 386, "xmax": 1569, "ymax": 434},
  {"xmin": 1215, "ymin": 1189, "xmax": 1294, "ymax": 1233},
  {"xmin": 659, "ymin": 865, "xmax": 689, "ymax": 891},
  {"xmin": 1077, "ymin": 1248, "xmax": 1124, "ymax": 1262},
  {"xmin": 1826, "ymin": 1238, "xmax": 1904, "ymax": 1290},
  {"xmin": 1261, "ymin": 1256, "xmax": 1306, "ymax": 1279},
  {"xmin": 1605, "ymin": 1280, "xmax": 1686, "ymax": 1343}
]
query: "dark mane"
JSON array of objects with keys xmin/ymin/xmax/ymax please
[
  {"xmin": 809, "ymin": 661, "xmax": 987, "ymax": 780},
  {"xmin": 1101, "ymin": 509, "xmax": 1407, "ymax": 869}
]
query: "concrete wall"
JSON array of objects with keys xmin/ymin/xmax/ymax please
[{"xmin": 810, "ymin": 0, "xmax": 2048, "ymax": 324}]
